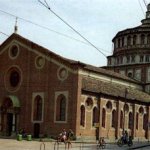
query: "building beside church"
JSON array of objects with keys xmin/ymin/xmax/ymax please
[{"xmin": 0, "ymin": 3, "xmax": 150, "ymax": 141}]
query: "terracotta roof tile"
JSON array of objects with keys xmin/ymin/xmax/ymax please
[{"xmin": 82, "ymin": 77, "xmax": 150, "ymax": 103}]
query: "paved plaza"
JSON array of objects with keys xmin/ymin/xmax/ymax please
[{"xmin": 0, "ymin": 139, "xmax": 150, "ymax": 150}]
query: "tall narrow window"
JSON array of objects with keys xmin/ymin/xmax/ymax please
[
  {"xmin": 56, "ymin": 94, "xmax": 66, "ymax": 121},
  {"xmin": 92, "ymin": 107, "xmax": 99, "ymax": 126},
  {"xmin": 133, "ymin": 35, "xmax": 137, "ymax": 45},
  {"xmin": 60, "ymin": 98, "xmax": 66, "ymax": 121},
  {"xmin": 80, "ymin": 105, "xmax": 85, "ymax": 127},
  {"xmin": 102, "ymin": 108, "xmax": 106, "ymax": 128},
  {"xmin": 136, "ymin": 113, "xmax": 139, "ymax": 130},
  {"xmin": 140, "ymin": 55, "xmax": 144, "ymax": 62},
  {"xmin": 120, "ymin": 56, "xmax": 123, "ymax": 64},
  {"xmin": 131, "ymin": 55, "xmax": 135, "ymax": 63},
  {"xmin": 127, "ymin": 36, "xmax": 131, "ymax": 46},
  {"xmin": 120, "ymin": 111, "xmax": 123, "ymax": 129},
  {"xmin": 128, "ymin": 112, "xmax": 133, "ymax": 129},
  {"xmin": 143, "ymin": 114, "xmax": 148, "ymax": 130},
  {"xmin": 146, "ymin": 55, "xmax": 150, "ymax": 62},
  {"xmin": 127, "ymin": 56, "xmax": 130, "ymax": 63},
  {"xmin": 112, "ymin": 110, "xmax": 116, "ymax": 128},
  {"xmin": 33, "ymin": 95, "xmax": 43, "ymax": 121},
  {"xmin": 141, "ymin": 34, "xmax": 145, "ymax": 44}
]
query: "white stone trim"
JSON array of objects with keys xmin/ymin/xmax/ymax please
[
  {"xmin": 4, "ymin": 65, "xmax": 23, "ymax": 93},
  {"xmin": 1, "ymin": 40, "xmax": 77, "ymax": 74},
  {"xmin": 57, "ymin": 66, "xmax": 68, "ymax": 81},
  {"xmin": 31, "ymin": 92, "xmax": 44, "ymax": 123},
  {"xmin": 0, "ymin": 40, "xmax": 143, "ymax": 91},
  {"xmin": 8, "ymin": 42, "xmax": 20, "ymax": 60},
  {"xmin": 35, "ymin": 55, "xmax": 45, "ymax": 69},
  {"xmin": 54, "ymin": 91, "xmax": 68, "ymax": 124}
]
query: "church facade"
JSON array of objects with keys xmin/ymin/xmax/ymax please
[{"xmin": 0, "ymin": 4, "xmax": 150, "ymax": 141}]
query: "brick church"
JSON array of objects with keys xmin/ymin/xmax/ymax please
[{"xmin": 0, "ymin": 3, "xmax": 150, "ymax": 141}]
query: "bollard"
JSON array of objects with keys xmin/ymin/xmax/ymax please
[
  {"xmin": 17, "ymin": 134, "xmax": 22, "ymax": 141},
  {"xmin": 40, "ymin": 142, "xmax": 45, "ymax": 150},
  {"xmin": 54, "ymin": 141, "xmax": 59, "ymax": 150},
  {"xmin": 27, "ymin": 135, "xmax": 32, "ymax": 141}
]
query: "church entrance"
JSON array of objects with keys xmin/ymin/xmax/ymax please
[{"xmin": 0, "ymin": 96, "xmax": 20, "ymax": 136}]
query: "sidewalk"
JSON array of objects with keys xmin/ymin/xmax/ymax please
[{"xmin": 129, "ymin": 142, "xmax": 150, "ymax": 149}]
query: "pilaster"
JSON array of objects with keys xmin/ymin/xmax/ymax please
[
  {"xmin": 116, "ymin": 101, "xmax": 121, "ymax": 139},
  {"xmin": 148, "ymin": 106, "xmax": 150, "ymax": 141}
]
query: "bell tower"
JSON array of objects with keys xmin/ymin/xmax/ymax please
[{"xmin": 14, "ymin": 17, "xmax": 18, "ymax": 34}]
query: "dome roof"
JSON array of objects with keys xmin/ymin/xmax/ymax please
[{"xmin": 113, "ymin": 3, "xmax": 150, "ymax": 41}]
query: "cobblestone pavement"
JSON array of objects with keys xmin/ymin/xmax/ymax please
[{"xmin": 0, "ymin": 139, "xmax": 150, "ymax": 150}]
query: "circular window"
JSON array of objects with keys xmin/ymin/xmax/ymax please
[
  {"xmin": 57, "ymin": 67, "xmax": 68, "ymax": 81},
  {"xmin": 9, "ymin": 45, "xmax": 19, "ymax": 59},
  {"xmin": 124, "ymin": 104, "xmax": 129, "ymax": 113},
  {"xmin": 106, "ymin": 101, "xmax": 112, "ymax": 112},
  {"xmin": 5, "ymin": 67, "xmax": 22, "ymax": 92},
  {"xmin": 139, "ymin": 106, "xmax": 144, "ymax": 115},
  {"xmin": 35, "ymin": 56, "xmax": 45, "ymax": 69},
  {"xmin": 85, "ymin": 97, "xmax": 93, "ymax": 110},
  {"xmin": 128, "ymin": 72, "xmax": 133, "ymax": 78}
]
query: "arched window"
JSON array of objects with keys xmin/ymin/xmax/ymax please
[
  {"xmin": 131, "ymin": 55, "xmax": 135, "ymax": 63},
  {"xmin": 102, "ymin": 108, "xmax": 106, "ymax": 128},
  {"xmin": 112, "ymin": 110, "xmax": 116, "ymax": 128},
  {"xmin": 141, "ymin": 34, "xmax": 145, "ymax": 44},
  {"xmin": 136, "ymin": 113, "xmax": 139, "ymax": 130},
  {"xmin": 127, "ymin": 36, "xmax": 131, "ymax": 46},
  {"xmin": 127, "ymin": 56, "xmax": 130, "ymax": 63},
  {"xmin": 56, "ymin": 94, "xmax": 66, "ymax": 121},
  {"xmin": 124, "ymin": 104, "xmax": 129, "ymax": 113},
  {"xmin": 33, "ymin": 95, "xmax": 43, "ymax": 121},
  {"xmin": 133, "ymin": 35, "xmax": 137, "ymax": 45},
  {"xmin": 128, "ymin": 72, "xmax": 133, "ymax": 78},
  {"xmin": 146, "ymin": 55, "xmax": 150, "ymax": 62},
  {"xmin": 120, "ymin": 111, "xmax": 123, "ymax": 129},
  {"xmin": 128, "ymin": 112, "xmax": 133, "ymax": 129},
  {"xmin": 106, "ymin": 101, "xmax": 112, "ymax": 111},
  {"xmin": 143, "ymin": 114, "xmax": 148, "ymax": 130},
  {"xmin": 139, "ymin": 106, "xmax": 144, "ymax": 115},
  {"xmin": 92, "ymin": 107, "xmax": 99, "ymax": 126},
  {"xmin": 80, "ymin": 105, "xmax": 85, "ymax": 127},
  {"xmin": 140, "ymin": 55, "xmax": 144, "ymax": 62}
]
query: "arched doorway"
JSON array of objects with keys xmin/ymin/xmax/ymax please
[{"xmin": 0, "ymin": 96, "xmax": 20, "ymax": 136}]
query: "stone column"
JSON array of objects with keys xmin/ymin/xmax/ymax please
[
  {"xmin": 148, "ymin": 106, "xmax": 150, "ymax": 141},
  {"xmin": 98, "ymin": 97, "xmax": 103, "ymax": 138},
  {"xmin": 137, "ymin": 34, "xmax": 141, "ymax": 44},
  {"xmin": 116, "ymin": 101, "xmax": 121, "ymax": 139},
  {"xmin": 0, "ymin": 113, "xmax": 1, "ymax": 131},
  {"xmin": 132, "ymin": 104, "xmax": 136, "ymax": 139}
]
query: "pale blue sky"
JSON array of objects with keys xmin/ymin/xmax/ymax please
[{"xmin": 0, "ymin": 0, "xmax": 149, "ymax": 66}]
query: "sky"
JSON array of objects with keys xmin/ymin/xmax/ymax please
[{"xmin": 0, "ymin": 0, "xmax": 149, "ymax": 66}]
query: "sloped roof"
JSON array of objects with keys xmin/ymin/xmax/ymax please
[
  {"xmin": 0, "ymin": 33, "xmax": 140, "ymax": 84},
  {"xmin": 82, "ymin": 77, "xmax": 150, "ymax": 103}
]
